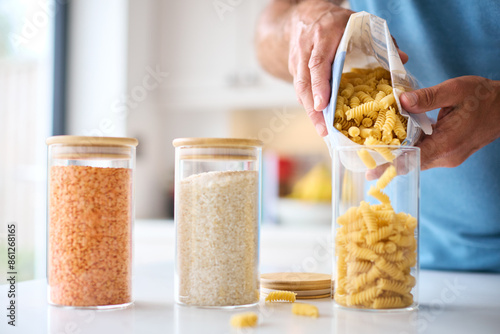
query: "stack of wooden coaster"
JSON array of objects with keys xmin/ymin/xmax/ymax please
[{"xmin": 260, "ymin": 272, "xmax": 332, "ymax": 299}]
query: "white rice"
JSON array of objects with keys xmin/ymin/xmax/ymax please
[{"xmin": 176, "ymin": 170, "xmax": 259, "ymax": 306}]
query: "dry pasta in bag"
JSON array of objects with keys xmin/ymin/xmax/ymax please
[{"xmin": 322, "ymin": 12, "xmax": 433, "ymax": 171}]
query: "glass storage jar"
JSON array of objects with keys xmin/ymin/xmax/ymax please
[
  {"xmin": 173, "ymin": 138, "xmax": 262, "ymax": 307},
  {"xmin": 332, "ymin": 145, "xmax": 419, "ymax": 311},
  {"xmin": 46, "ymin": 136, "xmax": 138, "ymax": 309}
]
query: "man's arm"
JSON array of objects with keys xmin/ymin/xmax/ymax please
[{"xmin": 255, "ymin": 1, "xmax": 295, "ymax": 82}]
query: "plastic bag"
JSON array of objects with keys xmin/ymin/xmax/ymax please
[{"xmin": 322, "ymin": 12, "xmax": 432, "ymax": 171}]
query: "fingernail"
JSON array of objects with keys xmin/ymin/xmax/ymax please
[
  {"xmin": 402, "ymin": 92, "xmax": 417, "ymax": 107},
  {"xmin": 314, "ymin": 95, "xmax": 322, "ymax": 110},
  {"xmin": 365, "ymin": 170, "xmax": 376, "ymax": 181},
  {"xmin": 315, "ymin": 123, "xmax": 326, "ymax": 136}
]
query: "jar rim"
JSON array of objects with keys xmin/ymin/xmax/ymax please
[
  {"xmin": 335, "ymin": 145, "xmax": 420, "ymax": 152},
  {"xmin": 46, "ymin": 136, "xmax": 138, "ymax": 147},
  {"xmin": 172, "ymin": 137, "xmax": 263, "ymax": 148}
]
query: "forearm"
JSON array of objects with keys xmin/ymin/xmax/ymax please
[{"xmin": 255, "ymin": 1, "xmax": 296, "ymax": 82}]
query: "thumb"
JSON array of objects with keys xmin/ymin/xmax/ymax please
[{"xmin": 400, "ymin": 79, "xmax": 463, "ymax": 114}]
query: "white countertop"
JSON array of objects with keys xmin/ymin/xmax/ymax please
[{"xmin": 2, "ymin": 221, "xmax": 500, "ymax": 334}]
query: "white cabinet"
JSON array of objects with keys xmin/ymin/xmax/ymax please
[
  {"xmin": 126, "ymin": 0, "xmax": 301, "ymax": 219},
  {"xmin": 159, "ymin": 0, "xmax": 298, "ymax": 110}
]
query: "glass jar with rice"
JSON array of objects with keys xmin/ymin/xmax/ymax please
[{"xmin": 173, "ymin": 138, "xmax": 262, "ymax": 308}]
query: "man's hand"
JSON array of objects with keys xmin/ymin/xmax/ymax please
[
  {"xmin": 287, "ymin": 1, "xmax": 354, "ymax": 136},
  {"xmin": 256, "ymin": 0, "xmax": 408, "ymax": 137},
  {"xmin": 400, "ymin": 76, "xmax": 500, "ymax": 170}
]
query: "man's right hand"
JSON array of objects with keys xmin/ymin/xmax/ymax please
[{"xmin": 287, "ymin": 0, "xmax": 354, "ymax": 136}]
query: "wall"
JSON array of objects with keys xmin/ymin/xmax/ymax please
[
  {"xmin": 67, "ymin": 0, "xmax": 309, "ymax": 219},
  {"xmin": 67, "ymin": 0, "xmax": 128, "ymax": 136}
]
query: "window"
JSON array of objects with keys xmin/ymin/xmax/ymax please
[{"xmin": 0, "ymin": 0, "xmax": 55, "ymax": 282}]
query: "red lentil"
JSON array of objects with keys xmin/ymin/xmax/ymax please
[{"xmin": 48, "ymin": 165, "xmax": 132, "ymax": 307}]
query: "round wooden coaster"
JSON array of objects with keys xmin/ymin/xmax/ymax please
[
  {"xmin": 261, "ymin": 287, "xmax": 331, "ymax": 296},
  {"xmin": 296, "ymin": 294, "xmax": 331, "ymax": 300},
  {"xmin": 261, "ymin": 272, "xmax": 331, "ymax": 290},
  {"xmin": 261, "ymin": 272, "xmax": 332, "ymax": 299}
]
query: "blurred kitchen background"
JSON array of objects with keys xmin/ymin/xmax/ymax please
[{"xmin": 0, "ymin": 0, "xmax": 333, "ymax": 283}]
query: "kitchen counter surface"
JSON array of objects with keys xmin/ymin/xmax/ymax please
[{"xmin": 2, "ymin": 221, "xmax": 500, "ymax": 334}]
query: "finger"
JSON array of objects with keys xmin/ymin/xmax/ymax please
[
  {"xmin": 293, "ymin": 47, "xmax": 327, "ymax": 136},
  {"xmin": 398, "ymin": 49, "xmax": 409, "ymax": 64},
  {"xmin": 416, "ymin": 113, "xmax": 469, "ymax": 170},
  {"xmin": 416, "ymin": 135, "xmax": 441, "ymax": 170},
  {"xmin": 288, "ymin": 43, "xmax": 299, "ymax": 78},
  {"xmin": 391, "ymin": 36, "xmax": 409, "ymax": 64},
  {"xmin": 366, "ymin": 162, "xmax": 390, "ymax": 181},
  {"xmin": 416, "ymin": 129, "xmax": 460, "ymax": 170},
  {"xmin": 400, "ymin": 78, "xmax": 466, "ymax": 114},
  {"xmin": 437, "ymin": 106, "xmax": 455, "ymax": 121},
  {"xmin": 307, "ymin": 108, "xmax": 328, "ymax": 136},
  {"xmin": 365, "ymin": 150, "xmax": 414, "ymax": 180},
  {"xmin": 308, "ymin": 36, "xmax": 338, "ymax": 112},
  {"xmin": 294, "ymin": 51, "xmax": 315, "ymax": 115}
]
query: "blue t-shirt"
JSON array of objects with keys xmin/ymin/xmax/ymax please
[{"xmin": 350, "ymin": 0, "xmax": 500, "ymax": 272}]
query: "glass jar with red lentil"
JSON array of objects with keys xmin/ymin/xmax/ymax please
[{"xmin": 46, "ymin": 136, "xmax": 138, "ymax": 309}]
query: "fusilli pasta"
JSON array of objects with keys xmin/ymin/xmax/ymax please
[
  {"xmin": 265, "ymin": 290, "xmax": 297, "ymax": 303},
  {"xmin": 333, "ymin": 67, "xmax": 408, "ymax": 148},
  {"xmin": 292, "ymin": 303, "xmax": 319, "ymax": 318},
  {"xmin": 230, "ymin": 312, "xmax": 258, "ymax": 328},
  {"xmin": 335, "ymin": 157, "xmax": 417, "ymax": 309}
]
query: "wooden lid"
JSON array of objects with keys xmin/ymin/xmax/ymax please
[
  {"xmin": 261, "ymin": 287, "xmax": 331, "ymax": 300},
  {"xmin": 172, "ymin": 137, "xmax": 263, "ymax": 148},
  {"xmin": 261, "ymin": 272, "xmax": 332, "ymax": 292},
  {"xmin": 46, "ymin": 136, "xmax": 138, "ymax": 147},
  {"xmin": 179, "ymin": 154, "xmax": 257, "ymax": 161},
  {"xmin": 50, "ymin": 153, "xmax": 132, "ymax": 160}
]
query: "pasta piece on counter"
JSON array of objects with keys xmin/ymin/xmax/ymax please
[
  {"xmin": 292, "ymin": 303, "xmax": 319, "ymax": 318},
  {"xmin": 230, "ymin": 312, "xmax": 258, "ymax": 328},
  {"xmin": 265, "ymin": 290, "xmax": 297, "ymax": 303}
]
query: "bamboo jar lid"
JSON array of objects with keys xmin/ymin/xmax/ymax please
[
  {"xmin": 46, "ymin": 136, "xmax": 138, "ymax": 147},
  {"xmin": 46, "ymin": 136, "xmax": 138, "ymax": 160},
  {"xmin": 173, "ymin": 137, "xmax": 262, "ymax": 161},
  {"xmin": 261, "ymin": 272, "xmax": 332, "ymax": 299},
  {"xmin": 172, "ymin": 137, "xmax": 263, "ymax": 148}
]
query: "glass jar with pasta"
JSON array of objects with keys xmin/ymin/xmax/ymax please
[{"xmin": 332, "ymin": 145, "xmax": 419, "ymax": 311}]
